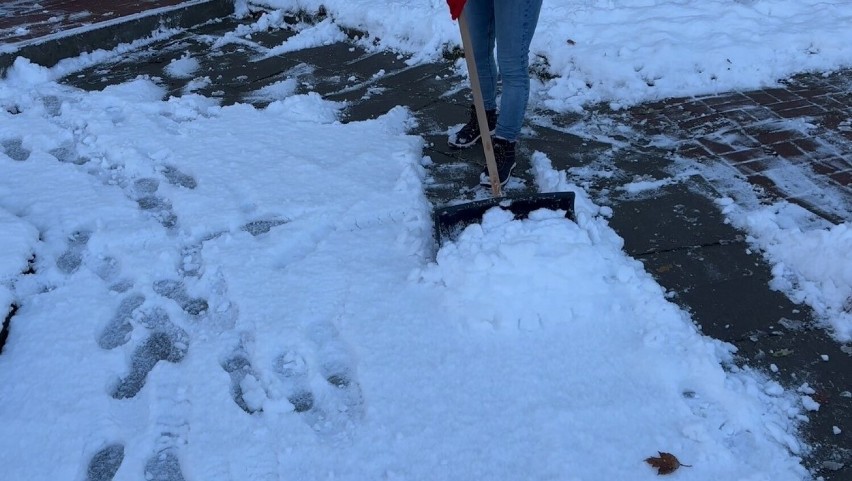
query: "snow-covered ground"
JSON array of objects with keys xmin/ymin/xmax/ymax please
[
  {"xmin": 248, "ymin": 0, "xmax": 852, "ymax": 111},
  {"xmin": 0, "ymin": 59, "xmax": 811, "ymax": 480},
  {"xmin": 1, "ymin": 1, "xmax": 850, "ymax": 480}
]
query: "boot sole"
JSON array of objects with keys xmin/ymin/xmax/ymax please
[{"xmin": 479, "ymin": 162, "xmax": 517, "ymax": 187}]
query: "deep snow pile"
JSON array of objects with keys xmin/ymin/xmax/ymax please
[{"xmin": 0, "ymin": 56, "xmax": 812, "ymax": 480}]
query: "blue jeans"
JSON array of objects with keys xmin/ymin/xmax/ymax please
[{"xmin": 464, "ymin": 0, "xmax": 543, "ymax": 142}]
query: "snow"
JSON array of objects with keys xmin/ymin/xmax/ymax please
[
  {"xmin": 0, "ymin": 61, "xmax": 809, "ymax": 480},
  {"xmin": 720, "ymin": 200, "xmax": 852, "ymax": 342},
  {"xmin": 264, "ymin": 18, "xmax": 347, "ymax": 57},
  {"xmin": 245, "ymin": 78, "xmax": 298, "ymax": 102},
  {"xmin": 801, "ymin": 396, "xmax": 821, "ymax": 412},
  {"xmin": 1, "ymin": 1, "xmax": 850, "ymax": 480},
  {"xmin": 0, "ymin": 207, "xmax": 38, "ymax": 312},
  {"xmin": 248, "ymin": 0, "xmax": 852, "ymax": 111},
  {"xmin": 0, "ymin": 208, "xmax": 37, "ymax": 278},
  {"xmin": 164, "ymin": 53, "xmax": 201, "ymax": 79},
  {"xmin": 1, "ymin": 27, "xmax": 186, "ymax": 83}
]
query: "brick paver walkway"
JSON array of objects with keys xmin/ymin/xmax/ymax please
[
  {"xmin": 629, "ymin": 72, "xmax": 852, "ymax": 222},
  {"xmin": 0, "ymin": 0, "xmax": 190, "ymax": 44}
]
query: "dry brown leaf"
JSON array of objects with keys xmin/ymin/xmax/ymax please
[{"xmin": 645, "ymin": 452, "xmax": 691, "ymax": 475}]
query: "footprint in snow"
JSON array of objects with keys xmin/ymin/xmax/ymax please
[
  {"xmin": 97, "ymin": 293, "xmax": 144, "ymax": 350},
  {"xmin": 131, "ymin": 177, "xmax": 160, "ymax": 196},
  {"xmin": 89, "ymin": 255, "xmax": 133, "ymax": 292},
  {"xmin": 130, "ymin": 177, "xmax": 179, "ymax": 229},
  {"xmin": 90, "ymin": 255, "xmax": 121, "ymax": 283},
  {"xmin": 145, "ymin": 448, "xmax": 186, "ymax": 481},
  {"xmin": 111, "ymin": 308, "xmax": 188, "ymax": 400},
  {"xmin": 176, "ymin": 234, "xmax": 225, "ymax": 278},
  {"xmin": 41, "ymin": 95, "xmax": 61, "ymax": 117},
  {"xmin": 56, "ymin": 229, "xmax": 91, "ymax": 274},
  {"xmin": 153, "ymin": 279, "xmax": 209, "ymax": 317},
  {"xmin": 222, "ymin": 349, "xmax": 267, "ymax": 414},
  {"xmin": 161, "ymin": 165, "xmax": 197, "ymax": 190},
  {"xmin": 86, "ymin": 444, "xmax": 124, "ymax": 481},
  {"xmin": 221, "ymin": 352, "xmax": 254, "ymax": 412},
  {"xmin": 56, "ymin": 230, "xmax": 133, "ymax": 289},
  {"xmin": 1, "ymin": 138, "xmax": 30, "ymax": 161},
  {"xmin": 315, "ymin": 355, "xmax": 364, "ymax": 434},
  {"xmin": 242, "ymin": 219, "xmax": 289, "ymax": 236},
  {"xmin": 272, "ymin": 350, "xmax": 314, "ymax": 413},
  {"xmin": 136, "ymin": 195, "xmax": 179, "ymax": 229},
  {"xmin": 308, "ymin": 321, "xmax": 365, "ymax": 434},
  {"xmin": 178, "ymin": 243, "xmax": 204, "ymax": 278},
  {"xmin": 48, "ymin": 144, "xmax": 88, "ymax": 165},
  {"xmin": 272, "ymin": 326, "xmax": 364, "ymax": 435}
]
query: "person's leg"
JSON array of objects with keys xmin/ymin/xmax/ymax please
[
  {"xmin": 448, "ymin": 0, "xmax": 498, "ymax": 148},
  {"xmin": 477, "ymin": 0, "xmax": 542, "ymax": 186},
  {"xmin": 493, "ymin": 0, "xmax": 543, "ymax": 141},
  {"xmin": 463, "ymin": 0, "xmax": 498, "ymax": 110}
]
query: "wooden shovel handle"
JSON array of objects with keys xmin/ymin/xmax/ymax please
[{"xmin": 458, "ymin": 11, "xmax": 501, "ymax": 197}]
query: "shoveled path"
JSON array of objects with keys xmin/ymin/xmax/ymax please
[{"xmin": 1, "ymin": 6, "xmax": 850, "ymax": 479}]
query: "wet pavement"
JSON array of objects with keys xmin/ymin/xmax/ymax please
[
  {"xmin": 0, "ymin": 0, "xmax": 232, "ymax": 71},
  {"xmin": 1, "ymin": 3, "xmax": 850, "ymax": 479},
  {"xmin": 0, "ymin": 0, "xmax": 190, "ymax": 44}
]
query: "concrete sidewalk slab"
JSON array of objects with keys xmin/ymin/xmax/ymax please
[{"xmin": 632, "ymin": 76, "xmax": 852, "ymax": 223}]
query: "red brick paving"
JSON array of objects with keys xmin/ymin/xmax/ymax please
[
  {"xmin": 0, "ymin": 0, "xmax": 189, "ymax": 44},
  {"xmin": 628, "ymin": 71, "xmax": 852, "ymax": 218}
]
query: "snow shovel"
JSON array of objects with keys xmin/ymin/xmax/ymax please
[{"xmin": 433, "ymin": 5, "xmax": 575, "ymax": 244}]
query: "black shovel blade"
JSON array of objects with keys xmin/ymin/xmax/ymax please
[{"xmin": 433, "ymin": 191, "xmax": 576, "ymax": 244}]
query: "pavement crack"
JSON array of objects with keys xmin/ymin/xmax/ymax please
[{"xmin": 633, "ymin": 238, "xmax": 746, "ymax": 258}]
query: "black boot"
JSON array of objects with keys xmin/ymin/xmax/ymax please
[
  {"xmin": 479, "ymin": 137, "xmax": 517, "ymax": 187},
  {"xmin": 448, "ymin": 105, "xmax": 497, "ymax": 148}
]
